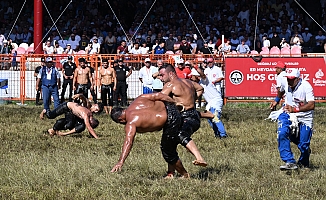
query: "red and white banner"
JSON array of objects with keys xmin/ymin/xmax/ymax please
[{"xmin": 225, "ymin": 57, "xmax": 326, "ymax": 97}]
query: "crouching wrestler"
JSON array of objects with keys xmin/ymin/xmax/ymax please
[
  {"xmin": 47, "ymin": 112, "xmax": 99, "ymax": 137},
  {"xmin": 110, "ymin": 92, "xmax": 199, "ymax": 178},
  {"xmin": 39, "ymin": 98, "xmax": 103, "ymax": 139}
]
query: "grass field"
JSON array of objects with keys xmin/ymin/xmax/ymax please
[{"xmin": 0, "ymin": 103, "xmax": 326, "ymax": 200}]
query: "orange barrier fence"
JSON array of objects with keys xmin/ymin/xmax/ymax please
[{"xmin": 0, "ymin": 53, "xmax": 325, "ymax": 104}]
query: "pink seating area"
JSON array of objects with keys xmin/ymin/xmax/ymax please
[{"xmin": 280, "ymin": 47, "xmax": 291, "ymax": 56}]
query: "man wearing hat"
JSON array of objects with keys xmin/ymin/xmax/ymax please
[
  {"xmin": 36, "ymin": 57, "xmax": 61, "ymax": 111},
  {"xmin": 175, "ymin": 58, "xmax": 191, "ymax": 79},
  {"xmin": 61, "ymin": 56, "xmax": 77, "ymax": 103},
  {"xmin": 302, "ymin": 27, "xmax": 313, "ymax": 48},
  {"xmin": 139, "ymin": 58, "xmax": 155, "ymax": 94},
  {"xmin": 203, "ymin": 58, "xmax": 224, "ymax": 92},
  {"xmin": 270, "ymin": 61, "xmax": 287, "ymax": 110},
  {"xmin": 273, "ymin": 68, "xmax": 315, "ymax": 170}
]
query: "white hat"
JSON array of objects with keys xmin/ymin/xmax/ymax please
[
  {"xmin": 144, "ymin": 58, "xmax": 151, "ymax": 62},
  {"xmin": 185, "ymin": 61, "xmax": 190, "ymax": 65},
  {"xmin": 46, "ymin": 57, "xmax": 53, "ymax": 62},
  {"xmin": 284, "ymin": 69, "xmax": 300, "ymax": 79},
  {"xmin": 304, "ymin": 27, "xmax": 309, "ymax": 31}
]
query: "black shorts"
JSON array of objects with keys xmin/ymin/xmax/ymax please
[
  {"xmin": 179, "ymin": 108, "xmax": 201, "ymax": 140},
  {"xmin": 160, "ymin": 102, "xmax": 182, "ymax": 164}
]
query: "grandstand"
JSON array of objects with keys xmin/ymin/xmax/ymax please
[{"xmin": 0, "ymin": 0, "xmax": 325, "ymax": 103}]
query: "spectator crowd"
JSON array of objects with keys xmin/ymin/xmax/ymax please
[{"xmin": 0, "ymin": 0, "xmax": 326, "ymax": 57}]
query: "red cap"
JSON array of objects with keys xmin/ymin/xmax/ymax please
[{"xmin": 275, "ymin": 61, "xmax": 286, "ymax": 68}]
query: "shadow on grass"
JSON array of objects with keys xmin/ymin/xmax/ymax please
[{"xmin": 195, "ymin": 164, "xmax": 233, "ymax": 180}]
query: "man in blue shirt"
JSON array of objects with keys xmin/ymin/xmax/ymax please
[
  {"xmin": 36, "ymin": 57, "xmax": 61, "ymax": 111},
  {"xmin": 236, "ymin": 39, "xmax": 250, "ymax": 54},
  {"xmin": 153, "ymin": 41, "xmax": 166, "ymax": 54}
]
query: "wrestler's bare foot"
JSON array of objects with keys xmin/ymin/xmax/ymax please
[
  {"xmin": 192, "ymin": 160, "xmax": 208, "ymax": 167},
  {"xmin": 205, "ymin": 111, "xmax": 214, "ymax": 118},
  {"xmin": 163, "ymin": 171, "xmax": 175, "ymax": 179},
  {"xmin": 179, "ymin": 173, "xmax": 190, "ymax": 179},
  {"xmin": 47, "ymin": 129, "xmax": 56, "ymax": 137},
  {"xmin": 39, "ymin": 109, "xmax": 46, "ymax": 120},
  {"xmin": 199, "ymin": 111, "xmax": 214, "ymax": 119}
]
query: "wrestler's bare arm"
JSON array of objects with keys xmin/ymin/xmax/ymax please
[
  {"xmin": 139, "ymin": 92, "xmax": 176, "ymax": 103},
  {"xmin": 88, "ymin": 69, "xmax": 93, "ymax": 87},
  {"xmin": 191, "ymin": 81, "xmax": 204, "ymax": 98},
  {"xmin": 160, "ymin": 82, "xmax": 173, "ymax": 96},
  {"xmin": 112, "ymin": 69, "xmax": 117, "ymax": 90},
  {"xmin": 111, "ymin": 123, "xmax": 137, "ymax": 172},
  {"xmin": 83, "ymin": 113, "xmax": 99, "ymax": 139}
]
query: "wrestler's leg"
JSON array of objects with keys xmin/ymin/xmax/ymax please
[
  {"xmin": 179, "ymin": 118, "xmax": 207, "ymax": 167},
  {"xmin": 40, "ymin": 102, "xmax": 69, "ymax": 119}
]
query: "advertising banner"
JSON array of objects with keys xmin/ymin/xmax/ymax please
[{"xmin": 225, "ymin": 57, "xmax": 326, "ymax": 97}]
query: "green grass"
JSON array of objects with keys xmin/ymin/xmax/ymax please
[{"xmin": 0, "ymin": 103, "xmax": 326, "ymax": 200}]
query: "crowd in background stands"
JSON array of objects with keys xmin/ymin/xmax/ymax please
[{"xmin": 0, "ymin": 0, "xmax": 326, "ymax": 56}]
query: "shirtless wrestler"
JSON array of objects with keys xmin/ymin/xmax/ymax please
[
  {"xmin": 40, "ymin": 95, "xmax": 104, "ymax": 139},
  {"xmin": 110, "ymin": 92, "xmax": 194, "ymax": 178},
  {"xmin": 159, "ymin": 64, "xmax": 207, "ymax": 177},
  {"xmin": 73, "ymin": 57, "xmax": 93, "ymax": 98},
  {"xmin": 99, "ymin": 58, "xmax": 117, "ymax": 114}
]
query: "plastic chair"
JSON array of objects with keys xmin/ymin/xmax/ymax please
[
  {"xmin": 18, "ymin": 42, "xmax": 28, "ymax": 51},
  {"xmin": 250, "ymin": 50, "xmax": 259, "ymax": 55},
  {"xmin": 16, "ymin": 47, "xmax": 26, "ymax": 54},
  {"xmin": 77, "ymin": 50, "xmax": 86, "ymax": 54},
  {"xmin": 269, "ymin": 47, "xmax": 280, "ymax": 56},
  {"xmin": 291, "ymin": 46, "xmax": 302, "ymax": 57},
  {"xmin": 261, "ymin": 46, "xmax": 269, "ymax": 53},
  {"xmin": 26, "ymin": 46, "xmax": 34, "ymax": 54},
  {"xmin": 281, "ymin": 47, "xmax": 291, "ymax": 56}
]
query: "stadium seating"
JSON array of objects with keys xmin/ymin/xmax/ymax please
[
  {"xmin": 260, "ymin": 47, "xmax": 269, "ymax": 56},
  {"xmin": 250, "ymin": 50, "xmax": 259, "ymax": 55},
  {"xmin": 291, "ymin": 46, "xmax": 302, "ymax": 57},
  {"xmin": 18, "ymin": 43, "xmax": 29, "ymax": 51},
  {"xmin": 269, "ymin": 47, "xmax": 280, "ymax": 56},
  {"xmin": 26, "ymin": 47, "xmax": 34, "ymax": 54},
  {"xmin": 281, "ymin": 47, "xmax": 291, "ymax": 56},
  {"xmin": 77, "ymin": 50, "xmax": 86, "ymax": 54}
]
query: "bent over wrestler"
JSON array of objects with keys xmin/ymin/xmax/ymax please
[{"xmin": 111, "ymin": 92, "xmax": 201, "ymax": 178}]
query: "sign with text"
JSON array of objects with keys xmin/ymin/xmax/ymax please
[{"xmin": 225, "ymin": 57, "xmax": 326, "ymax": 97}]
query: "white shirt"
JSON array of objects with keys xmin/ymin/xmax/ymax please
[
  {"xmin": 139, "ymin": 66, "xmax": 155, "ymax": 87},
  {"xmin": 284, "ymin": 79, "xmax": 314, "ymax": 128},
  {"xmin": 277, "ymin": 71, "xmax": 288, "ymax": 92},
  {"xmin": 55, "ymin": 46, "xmax": 64, "ymax": 54},
  {"xmin": 129, "ymin": 47, "xmax": 142, "ymax": 54},
  {"xmin": 263, "ymin": 39, "xmax": 270, "ymax": 48},
  {"xmin": 90, "ymin": 43, "xmax": 100, "ymax": 54},
  {"xmin": 199, "ymin": 77, "xmax": 223, "ymax": 111},
  {"xmin": 44, "ymin": 46, "xmax": 54, "ymax": 54},
  {"xmin": 140, "ymin": 47, "xmax": 149, "ymax": 54},
  {"xmin": 204, "ymin": 65, "xmax": 224, "ymax": 89}
]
